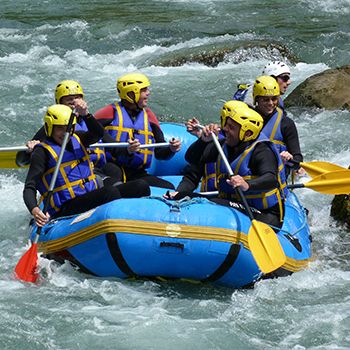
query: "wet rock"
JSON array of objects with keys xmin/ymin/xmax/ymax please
[
  {"xmin": 330, "ymin": 165, "xmax": 350, "ymax": 228},
  {"xmin": 152, "ymin": 41, "xmax": 297, "ymax": 67},
  {"xmin": 285, "ymin": 65, "xmax": 350, "ymax": 110}
]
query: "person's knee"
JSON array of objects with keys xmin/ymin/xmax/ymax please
[
  {"xmin": 117, "ymin": 179, "xmax": 150, "ymax": 198},
  {"xmin": 137, "ymin": 179, "xmax": 151, "ymax": 197},
  {"xmin": 105, "ymin": 186, "xmax": 122, "ymax": 201}
]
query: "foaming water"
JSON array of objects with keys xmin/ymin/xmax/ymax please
[{"xmin": 0, "ymin": 1, "xmax": 350, "ymax": 349}]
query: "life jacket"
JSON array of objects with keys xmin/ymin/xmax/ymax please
[
  {"xmin": 75, "ymin": 119, "xmax": 106, "ymax": 169},
  {"xmin": 278, "ymin": 97, "xmax": 285, "ymax": 109},
  {"xmin": 261, "ymin": 106, "xmax": 287, "ymax": 155},
  {"xmin": 105, "ymin": 102, "xmax": 155, "ymax": 170},
  {"xmin": 217, "ymin": 136, "xmax": 288, "ymax": 221},
  {"xmin": 200, "ymin": 131, "xmax": 225, "ymax": 192},
  {"xmin": 232, "ymin": 84, "xmax": 250, "ymax": 101},
  {"xmin": 36, "ymin": 134, "xmax": 98, "ymax": 217},
  {"xmin": 232, "ymin": 83, "xmax": 254, "ymax": 106}
]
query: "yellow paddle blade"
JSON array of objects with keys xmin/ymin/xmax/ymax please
[
  {"xmin": 304, "ymin": 170, "xmax": 350, "ymax": 195},
  {"xmin": 248, "ymin": 219, "xmax": 286, "ymax": 274},
  {"xmin": 300, "ymin": 161, "xmax": 346, "ymax": 178},
  {"xmin": 0, "ymin": 151, "xmax": 27, "ymax": 168}
]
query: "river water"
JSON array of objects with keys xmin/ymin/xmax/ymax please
[{"xmin": 0, "ymin": 1, "xmax": 349, "ymax": 349}]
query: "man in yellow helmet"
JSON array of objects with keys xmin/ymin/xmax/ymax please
[
  {"xmin": 180, "ymin": 101, "xmax": 287, "ymax": 228},
  {"xmin": 18, "ymin": 80, "xmax": 116, "ymax": 184},
  {"xmin": 252, "ymin": 76, "xmax": 303, "ymax": 176},
  {"xmin": 23, "ymin": 104, "xmax": 150, "ymax": 227},
  {"xmin": 25, "ymin": 80, "xmax": 88, "ymax": 151},
  {"xmin": 94, "ymin": 72, "xmax": 181, "ymax": 189}
]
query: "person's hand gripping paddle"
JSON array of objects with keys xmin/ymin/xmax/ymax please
[
  {"xmin": 14, "ymin": 112, "xmax": 76, "ymax": 283},
  {"xmin": 209, "ymin": 130, "xmax": 286, "ymax": 274}
]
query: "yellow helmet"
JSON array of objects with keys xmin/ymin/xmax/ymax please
[
  {"xmin": 55, "ymin": 80, "xmax": 84, "ymax": 104},
  {"xmin": 221, "ymin": 100, "xmax": 263, "ymax": 142},
  {"xmin": 253, "ymin": 75, "xmax": 280, "ymax": 104},
  {"xmin": 44, "ymin": 104, "xmax": 76, "ymax": 137},
  {"xmin": 220, "ymin": 100, "xmax": 250, "ymax": 129},
  {"xmin": 117, "ymin": 73, "xmax": 150, "ymax": 104}
]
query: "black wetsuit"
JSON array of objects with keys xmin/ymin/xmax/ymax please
[
  {"xmin": 261, "ymin": 110, "xmax": 303, "ymax": 176},
  {"xmin": 182, "ymin": 138, "xmax": 283, "ymax": 228},
  {"xmin": 23, "ymin": 114, "xmax": 150, "ymax": 218}
]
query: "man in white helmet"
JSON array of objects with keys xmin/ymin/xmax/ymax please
[{"xmin": 233, "ymin": 61, "xmax": 292, "ymax": 108}]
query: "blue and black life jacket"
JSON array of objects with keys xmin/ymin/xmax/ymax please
[
  {"xmin": 36, "ymin": 134, "xmax": 98, "ymax": 216},
  {"xmin": 217, "ymin": 136, "xmax": 288, "ymax": 221},
  {"xmin": 200, "ymin": 131, "xmax": 225, "ymax": 192},
  {"xmin": 105, "ymin": 102, "xmax": 155, "ymax": 170}
]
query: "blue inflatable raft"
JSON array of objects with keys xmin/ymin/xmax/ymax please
[{"xmin": 30, "ymin": 123, "xmax": 312, "ymax": 288}]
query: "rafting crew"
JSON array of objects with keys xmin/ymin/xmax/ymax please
[
  {"xmin": 23, "ymin": 104, "xmax": 150, "ymax": 227},
  {"xmin": 166, "ymin": 101, "xmax": 288, "ymax": 228},
  {"xmin": 167, "ymin": 67, "xmax": 303, "ymax": 196},
  {"xmin": 233, "ymin": 61, "xmax": 292, "ymax": 109},
  {"xmin": 94, "ymin": 72, "xmax": 181, "ymax": 189}
]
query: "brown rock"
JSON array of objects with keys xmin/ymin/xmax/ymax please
[
  {"xmin": 285, "ymin": 65, "xmax": 350, "ymax": 110},
  {"xmin": 330, "ymin": 165, "xmax": 350, "ymax": 228}
]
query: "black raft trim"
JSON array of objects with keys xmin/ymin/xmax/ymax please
[
  {"xmin": 106, "ymin": 232, "xmax": 136, "ymax": 277},
  {"xmin": 202, "ymin": 244, "xmax": 241, "ymax": 283},
  {"xmin": 44, "ymin": 250, "xmax": 97, "ymax": 276}
]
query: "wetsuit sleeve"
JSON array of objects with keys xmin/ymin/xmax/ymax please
[
  {"xmin": 281, "ymin": 116, "xmax": 303, "ymax": 168},
  {"xmin": 32, "ymin": 126, "xmax": 47, "ymax": 141},
  {"xmin": 77, "ymin": 114, "xmax": 105, "ymax": 147},
  {"xmin": 246, "ymin": 142, "xmax": 279, "ymax": 191},
  {"xmin": 23, "ymin": 147, "xmax": 48, "ymax": 213},
  {"xmin": 15, "ymin": 126, "xmax": 47, "ymax": 166},
  {"xmin": 176, "ymin": 163, "xmax": 204, "ymax": 192},
  {"xmin": 185, "ymin": 139, "xmax": 219, "ymax": 164}
]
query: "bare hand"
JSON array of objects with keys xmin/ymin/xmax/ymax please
[
  {"xmin": 127, "ymin": 138, "xmax": 141, "ymax": 153},
  {"xmin": 26, "ymin": 140, "xmax": 41, "ymax": 152},
  {"xmin": 73, "ymin": 99, "xmax": 89, "ymax": 117},
  {"xmin": 296, "ymin": 167, "xmax": 306, "ymax": 176},
  {"xmin": 226, "ymin": 175, "xmax": 249, "ymax": 191},
  {"xmin": 200, "ymin": 123, "xmax": 221, "ymax": 143},
  {"xmin": 169, "ymin": 138, "xmax": 181, "ymax": 153},
  {"xmin": 163, "ymin": 191, "xmax": 178, "ymax": 200},
  {"xmin": 186, "ymin": 118, "xmax": 202, "ymax": 138},
  {"xmin": 31, "ymin": 206, "xmax": 50, "ymax": 227},
  {"xmin": 280, "ymin": 151, "xmax": 293, "ymax": 163}
]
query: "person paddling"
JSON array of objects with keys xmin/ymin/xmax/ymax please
[
  {"xmin": 23, "ymin": 104, "xmax": 150, "ymax": 227},
  {"xmin": 183, "ymin": 101, "xmax": 288, "ymax": 228},
  {"xmin": 94, "ymin": 72, "xmax": 181, "ymax": 189}
]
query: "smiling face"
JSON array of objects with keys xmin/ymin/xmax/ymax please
[
  {"xmin": 137, "ymin": 87, "xmax": 150, "ymax": 109},
  {"xmin": 51, "ymin": 125, "xmax": 68, "ymax": 145},
  {"xmin": 126, "ymin": 86, "xmax": 150, "ymax": 109},
  {"xmin": 223, "ymin": 118, "xmax": 242, "ymax": 147},
  {"xmin": 255, "ymin": 95, "xmax": 279, "ymax": 117}
]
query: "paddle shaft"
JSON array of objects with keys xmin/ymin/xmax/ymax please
[
  {"xmin": 0, "ymin": 142, "xmax": 170, "ymax": 153},
  {"xmin": 89, "ymin": 142, "xmax": 170, "ymax": 149},
  {"xmin": 32, "ymin": 113, "xmax": 76, "ymax": 244},
  {"xmin": 210, "ymin": 131, "xmax": 255, "ymax": 221}
]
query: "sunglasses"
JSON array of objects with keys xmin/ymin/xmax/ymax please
[{"xmin": 278, "ymin": 74, "xmax": 291, "ymax": 82}]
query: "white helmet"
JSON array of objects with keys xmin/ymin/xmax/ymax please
[{"xmin": 262, "ymin": 61, "xmax": 291, "ymax": 77}]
